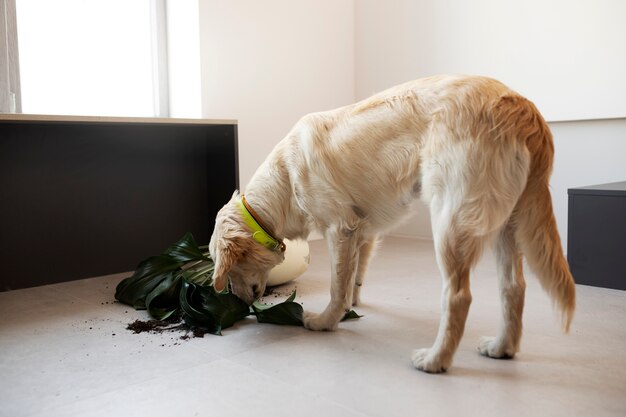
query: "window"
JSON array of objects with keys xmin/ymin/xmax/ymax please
[{"xmin": 4, "ymin": 0, "xmax": 169, "ymax": 117}]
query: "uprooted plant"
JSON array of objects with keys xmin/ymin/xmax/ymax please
[{"xmin": 115, "ymin": 233, "xmax": 360, "ymax": 335}]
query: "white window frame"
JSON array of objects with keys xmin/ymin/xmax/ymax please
[
  {"xmin": 150, "ymin": 0, "xmax": 170, "ymax": 118},
  {"xmin": 0, "ymin": 0, "xmax": 21, "ymax": 113}
]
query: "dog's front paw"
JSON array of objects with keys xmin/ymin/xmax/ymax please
[
  {"xmin": 303, "ymin": 311, "xmax": 339, "ymax": 331},
  {"xmin": 478, "ymin": 336, "xmax": 516, "ymax": 359},
  {"xmin": 411, "ymin": 348, "xmax": 448, "ymax": 373}
]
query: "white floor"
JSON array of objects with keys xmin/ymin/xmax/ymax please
[{"xmin": 1, "ymin": 236, "xmax": 625, "ymax": 417}]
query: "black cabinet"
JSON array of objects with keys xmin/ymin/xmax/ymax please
[
  {"xmin": 567, "ymin": 181, "xmax": 626, "ymax": 290},
  {"xmin": 0, "ymin": 115, "xmax": 238, "ymax": 290}
]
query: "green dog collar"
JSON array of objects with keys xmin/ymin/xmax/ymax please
[{"xmin": 239, "ymin": 195, "xmax": 286, "ymax": 252}]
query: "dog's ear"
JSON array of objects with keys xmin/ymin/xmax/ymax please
[{"xmin": 212, "ymin": 241, "xmax": 241, "ymax": 292}]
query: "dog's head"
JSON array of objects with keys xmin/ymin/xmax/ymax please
[{"xmin": 209, "ymin": 192, "xmax": 285, "ymax": 305}]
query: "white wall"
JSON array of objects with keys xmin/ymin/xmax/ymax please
[
  {"xmin": 197, "ymin": 0, "xmax": 355, "ymax": 189},
  {"xmin": 355, "ymin": 0, "xmax": 626, "ymax": 249},
  {"xmin": 355, "ymin": 0, "xmax": 626, "ymax": 122},
  {"xmin": 188, "ymin": 0, "xmax": 625, "ymax": 248}
]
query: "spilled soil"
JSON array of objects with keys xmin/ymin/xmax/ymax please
[
  {"xmin": 126, "ymin": 312, "xmax": 211, "ymax": 339},
  {"xmin": 125, "ymin": 284, "xmax": 299, "ymax": 340}
]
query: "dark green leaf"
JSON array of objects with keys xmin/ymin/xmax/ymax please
[
  {"xmin": 145, "ymin": 273, "xmax": 182, "ymax": 320},
  {"xmin": 250, "ymin": 300, "xmax": 274, "ymax": 313},
  {"xmin": 179, "ymin": 280, "xmax": 250, "ymax": 335},
  {"xmin": 252, "ymin": 292, "xmax": 304, "ymax": 326},
  {"xmin": 115, "ymin": 255, "xmax": 183, "ymax": 309},
  {"xmin": 181, "ymin": 261, "xmax": 215, "ymax": 286},
  {"xmin": 342, "ymin": 310, "xmax": 362, "ymax": 321},
  {"xmin": 164, "ymin": 232, "xmax": 208, "ymax": 263},
  {"xmin": 251, "ymin": 292, "xmax": 360, "ymax": 326},
  {"xmin": 114, "ymin": 233, "xmax": 210, "ymax": 309},
  {"xmin": 252, "ymin": 290, "xmax": 298, "ymax": 312},
  {"xmin": 179, "ymin": 280, "xmax": 221, "ymax": 334},
  {"xmin": 253, "ymin": 301, "xmax": 304, "ymax": 326},
  {"xmin": 285, "ymin": 291, "xmax": 297, "ymax": 303}
]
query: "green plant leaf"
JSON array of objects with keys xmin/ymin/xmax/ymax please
[
  {"xmin": 250, "ymin": 300, "xmax": 274, "ymax": 313},
  {"xmin": 251, "ymin": 291, "xmax": 361, "ymax": 326},
  {"xmin": 115, "ymin": 255, "xmax": 184, "ymax": 309},
  {"xmin": 342, "ymin": 310, "xmax": 362, "ymax": 321},
  {"xmin": 179, "ymin": 279, "xmax": 250, "ymax": 335},
  {"xmin": 145, "ymin": 273, "xmax": 182, "ymax": 320},
  {"xmin": 252, "ymin": 290, "xmax": 299, "ymax": 312},
  {"xmin": 163, "ymin": 232, "xmax": 208, "ymax": 263},
  {"xmin": 115, "ymin": 233, "xmax": 211, "ymax": 309},
  {"xmin": 181, "ymin": 261, "xmax": 215, "ymax": 287},
  {"xmin": 252, "ymin": 291, "xmax": 304, "ymax": 326},
  {"xmin": 179, "ymin": 280, "xmax": 221, "ymax": 334},
  {"xmin": 285, "ymin": 290, "xmax": 297, "ymax": 303},
  {"xmin": 253, "ymin": 301, "xmax": 304, "ymax": 326}
]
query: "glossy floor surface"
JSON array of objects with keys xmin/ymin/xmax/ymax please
[{"xmin": 1, "ymin": 237, "xmax": 625, "ymax": 417}]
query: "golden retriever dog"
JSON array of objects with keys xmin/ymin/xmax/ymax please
[{"xmin": 209, "ymin": 75, "xmax": 576, "ymax": 373}]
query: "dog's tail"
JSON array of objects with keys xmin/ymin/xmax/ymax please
[{"xmin": 495, "ymin": 96, "xmax": 576, "ymax": 332}]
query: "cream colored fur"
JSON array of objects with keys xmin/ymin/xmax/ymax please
[{"xmin": 209, "ymin": 75, "xmax": 576, "ymax": 373}]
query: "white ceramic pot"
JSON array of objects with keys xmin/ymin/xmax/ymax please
[{"xmin": 267, "ymin": 239, "xmax": 310, "ymax": 286}]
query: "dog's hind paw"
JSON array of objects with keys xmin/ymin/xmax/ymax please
[
  {"xmin": 303, "ymin": 311, "xmax": 339, "ymax": 331},
  {"xmin": 411, "ymin": 348, "xmax": 448, "ymax": 373},
  {"xmin": 478, "ymin": 336, "xmax": 516, "ymax": 359}
]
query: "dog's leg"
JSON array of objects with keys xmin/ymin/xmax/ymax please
[
  {"xmin": 303, "ymin": 225, "xmax": 360, "ymax": 331},
  {"xmin": 479, "ymin": 222, "xmax": 526, "ymax": 359},
  {"xmin": 349, "ymin": 236, "xmax": 377, "ymax": 307},
  {"xmin": 412, "ymin": 209, "xmax": 481, "ymax": 373}
]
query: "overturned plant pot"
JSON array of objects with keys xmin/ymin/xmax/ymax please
[{"xmin": 267, "ymin": 238, "xmax": 310, "ymax": 286}]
